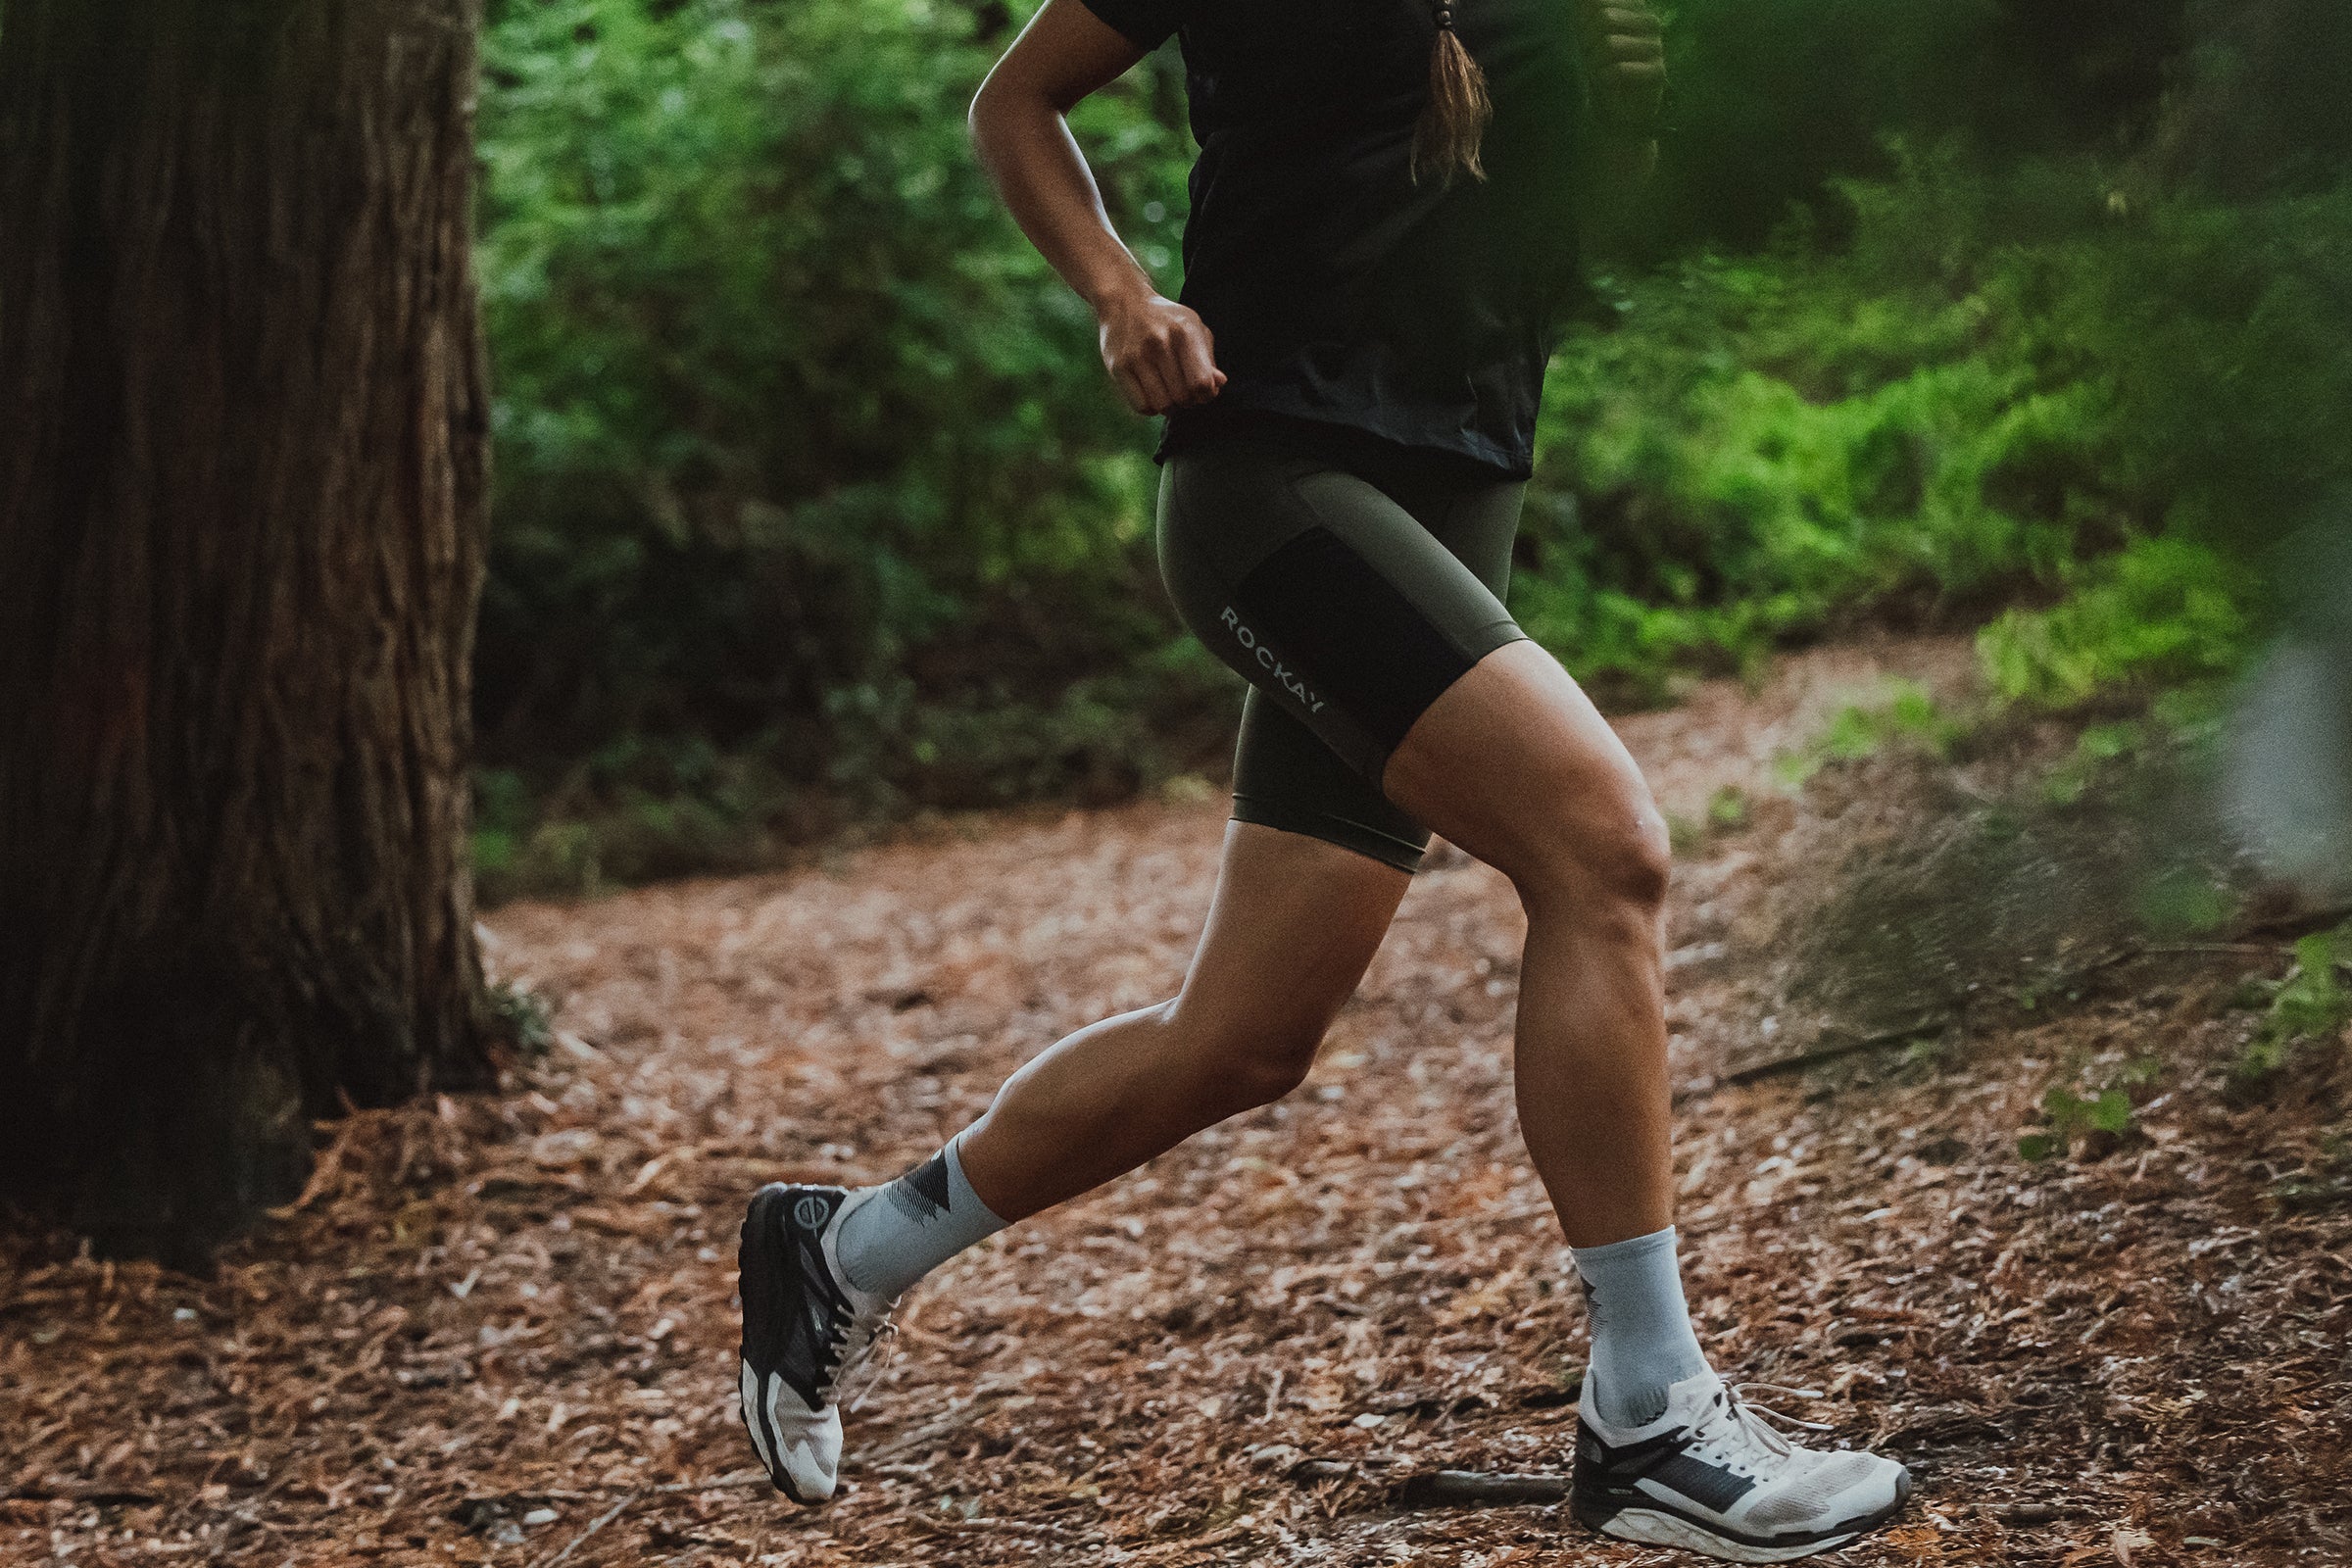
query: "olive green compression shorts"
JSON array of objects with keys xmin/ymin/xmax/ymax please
[{"xmin": 1155, "ymin": 417, "xmax": 1532, "ymax": 874}]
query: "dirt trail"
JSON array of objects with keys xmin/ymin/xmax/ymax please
[{"xmin": 5, "ymin": 632, "xmax": 2347, "ymax": 1567}]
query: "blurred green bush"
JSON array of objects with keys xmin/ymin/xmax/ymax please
[
  {"xmin": 474, "ymin": 0, "xmax": 1221, "ymax": 892},
  {"xmin": 1527, "ymin": 148, "xmax": 2349, "ymax": 702}
]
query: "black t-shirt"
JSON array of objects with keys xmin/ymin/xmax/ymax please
[{"xmin": 1074, "ymin": 0, "xmax": 1591, "ymax": 479}]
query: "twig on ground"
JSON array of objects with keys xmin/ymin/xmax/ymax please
[
  {"xmin": 1395, "ymin": 1470, "xmax": 1570, "ymax": 1507},
  {"xmin": 2145, "ymin": 942, "xmax": 2291, "ymax": 957},
  {"xmin": 1284, "ymin": 1460, "xmax": 1569, "ymax": 1509},
  {"xmin": 1724, "ymin": 1011, "xmax": 1953, "ymax": 1085},
  {"xmin": 0, "ymin": 1485, "xmax": 166, "ymax": 1506},
  {"xmin": 462, "ymin": 1470, "xmax": 768, "ymax": 1504},
  {"xmin": 907, "ymin": 1512, "xmax": 1088, "ymax": 1544},
  {"xmin": 527, "ymin": 1492, "xmax": 639, "ymax": 1568}
]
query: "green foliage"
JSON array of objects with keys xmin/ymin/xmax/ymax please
[
  {"xmin": 1647, "ymin": 0, "xmax": 2188, "ymax": 250},
  {"xmin": 2228, "ymin": 927, "xmax": 2352, "ymax": 1102},
  {"xmin": 1668, "ymin": 784, "xmax": 1755, "ymax": 856},
  {"xmin": 2020, "ymin": 1054, "xmax": 2162, "ymax": 1161},
  {"xmin": 2132, "ymin": 865, "xmax": 2235, "ymax": 941},
  {"xmin": 2150, "ymin": 0, "xmax": 2352, "ymax": 199},
  {"xmin": 1526, "ymin": 150, "xmax": 2102, "ymax": 690},
  {"xmin": 1526, "ymin": 142, "xmax": 2349, "ymax": 706},
  {"xmin": 2018, "ymin": 1085, "xmax": 2134, "ymax": 1161},
  {"xmin": 1770, "ymin": 680, "xmax": 1963, "ymax": 787},
  {"xmin": 2271, "ymin": 931, "xmax": 2352, "ymax": 1042},
  {"xmin": 1647, "ymin": 0, "xmax": 2350, "ymax": 242},
  {"xmin": 473, "ymin": 0, "xmax": 1199, "ymax": 893},
  {"xmin": 2042, "ymin": 720, "xmax": 2145, "ymax": 806},
  {"xmin": 1979, "ymin": 538, "xmax": 2256, "ymax": 710}
]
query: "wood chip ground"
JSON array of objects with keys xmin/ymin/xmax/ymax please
[{"xmin": 6, "ymin": 633, "xmax": 2347, "ymax": 1566}]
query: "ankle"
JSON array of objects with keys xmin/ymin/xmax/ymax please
[
  {"xmin": 1570, "ymin": 1224, "xmax": 1711, "ymax": 1430},
  {"xmin": 831, "ymin": 1134, "xmax": 1010, "ymax": 1300}
]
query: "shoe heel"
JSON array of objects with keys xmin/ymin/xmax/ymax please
[{"xmin": 1569, "ymin": 1494, "xmax": 1621, "ymax": 1536}]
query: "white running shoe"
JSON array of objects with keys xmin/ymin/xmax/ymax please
[
  {"xmin": 1571, "ymin": 1368, "xmax": 1912, "ymax": 1562},
  {"xmin": 735, "ymin": 1184, "xmax": 898, "ymax": 1503}
]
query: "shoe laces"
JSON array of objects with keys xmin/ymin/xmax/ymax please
[
  {"xmin": 1688, "ymin": 1380, "xmax": 1835, "ymax": 1467},
  {"xmin": 830, "ymin": 1305, "xmax": 902, "ymax": 1413}
]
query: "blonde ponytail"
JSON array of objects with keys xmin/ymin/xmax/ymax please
[{"xmin": 1409, "ymin": 4, "xmax": 1493, "ymax": 187}]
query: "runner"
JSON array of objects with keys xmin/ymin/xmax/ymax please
[{"xmin": 738, "ymin": 1, "xmax": 1913, "ymax": 1557}]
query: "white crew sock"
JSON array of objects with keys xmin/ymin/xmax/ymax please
[
  {"xmin": 1569, "ymin": 1224, "xmax": 1714, "ymax": 1430},
  {"xmin": 832, "ymin": 1132, "xmax": 1009, "ymax": 1300}
]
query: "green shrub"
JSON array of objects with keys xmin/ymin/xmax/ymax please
[
  {"xmin": 2018, "ymin": 1086, "xmax": 2134, "ymax": 1162},
  {"xmin": 1771, "ymin": 679, "xmax": 1965, "ymax": 787},
  {"xmin": 1978, "ymin": 536, "xmax": 2258, "ymax": 710},
  {"xmin": 1529, "ymin": 144, "xmax": 2348, "ymax": 705},
  {"xmin": 2229, "ymin": 927, "xmax": 2352, "ymax": 1101},
  {"xmin": 475, "ymin": 0, "xmax": 1196, "ymax": 802}
]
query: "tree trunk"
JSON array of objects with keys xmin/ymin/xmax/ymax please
[{"xmin": 0, "ymin": 0, "xmax": 495, "ymax": 1264}]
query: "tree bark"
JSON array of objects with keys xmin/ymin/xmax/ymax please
[{"xmin": 0, "ymin": 0, "xmax": 495, "ymax": 1263}]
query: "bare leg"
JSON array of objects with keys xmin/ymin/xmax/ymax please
[
  {"xmin": 1374, "ymin": 641, "xmax": 1921, "ymax": 1541},
  {"xmin": 954, "ymin": 818, "xmax": 1410, "ymax": 1222},
  {"xmin": 1382, "ymin": 638, "xmax": 1675, "ymax": 1250}
]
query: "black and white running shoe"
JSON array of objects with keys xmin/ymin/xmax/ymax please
[
  {"xmin": 1572, "ymin": 1369, "xmax": 1912, "ymax": 1562},
  {"xmin": 736, "ymin": 1183, "xmax": 897, "ymax": 1503}
]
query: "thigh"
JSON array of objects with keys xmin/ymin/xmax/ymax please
[
  {"xmin": 1157, "ymin": 437, "xmax": 1532, "ymax": 789},
  {"xmin": 1381, "ymin": 639, "xmax": 1666, "ymax": 899}
]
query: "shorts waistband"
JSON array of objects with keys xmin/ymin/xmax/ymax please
[{"xmin": 1168, "ymin": 407, "xmax": 1521, "ymax": 487}]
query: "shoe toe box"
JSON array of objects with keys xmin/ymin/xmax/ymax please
[
  {"xmin": 1739, "ymin": 1447, "xmax": 1908, "ymax": 1536},
  {"xmin": 770, "ymin": 1413, "xmax": 845, "ymax": 1502},
  {"xmin": 740, "ymin": 1359, "xmax": 845, "ymax": 1503}
]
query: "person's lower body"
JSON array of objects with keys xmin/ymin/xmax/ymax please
[{"xmin": 736, "ymin": 416, "xmax": 1909, "ymax": 1555}]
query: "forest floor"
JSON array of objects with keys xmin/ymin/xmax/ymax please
[{"xmin": 6, "ymin": 631, "xmax": 2350, "ymax": 1568}]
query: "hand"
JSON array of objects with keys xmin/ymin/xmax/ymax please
[
  {"xmin": 1098, "ymin": 290, "xmax": 1225, "ymax": 416},
  {"xmin": 1580, "ymin": 0, "xmax": 1666, "ymax": 135}
]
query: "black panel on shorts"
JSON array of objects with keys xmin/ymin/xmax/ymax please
[
  {"xmin": 1152, "ymin": 426, "xmax": 1534, "ymax": 874},
  {"xmin": 1227, "ymin": 524, "xmax": 1475, "ymax": 757},
  {"xmin": 1231, "ymin": 687, "xmax": 1434, "ymax": 873}
]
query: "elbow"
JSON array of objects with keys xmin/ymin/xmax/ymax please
[
  {"xmin": 968, "ymin": 73, "xmax": 1066, "ymax": 152},
  {"xmin": 967, "ymin": 71, "xmax": 1013, "ymax": 148}
]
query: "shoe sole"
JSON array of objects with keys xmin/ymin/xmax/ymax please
[
  {"xmin": 738, "ymin": 1183, "xmax": 843, "ymax": 1506},
  {"xmin": 1596, "ymin": 1509, "xmax": 1859, "ymax": 1563},
  {"xmin": 1573, "ymin": 1470, "xmax": 1911, "ymax": 1564}
]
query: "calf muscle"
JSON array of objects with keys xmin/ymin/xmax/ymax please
[
  {"xmin": 1383, "ymin": 639, "xmax": 1676, "ymax": 1247},
  {"xmin": 954, "ymin": 821, "xmax": 1407, "ymax": 1221}
]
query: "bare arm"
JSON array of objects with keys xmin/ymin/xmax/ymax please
[{"xmin": 968, "ymin": 0, "xmax": 1224, "ymax": 416}]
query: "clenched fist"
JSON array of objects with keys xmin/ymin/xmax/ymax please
[
  {"xmin": 1581, "ymin": 0, "xmax": 1666, "ymax": 136},
  {"xmin": 1099, "ymin": 290, "xmax": 1226, "ymax": 416}
]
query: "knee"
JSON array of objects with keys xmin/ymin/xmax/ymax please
[
  {"xmin": 1508, "ymin": 780, "xmax": 1673, "ymax": 918},
  {"xmin": 1220, "ymin": 1051, "xmax": 1320, "ymax": 1113},
  {"xmin": 1159, "ymin": 999, "xmax": 1323, "ymax": 1112},
  {"xmin": 1601, "ymin": 801, "xmax": 1676, "ymax": 912}
]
